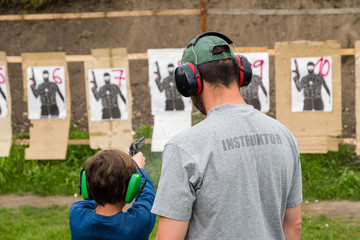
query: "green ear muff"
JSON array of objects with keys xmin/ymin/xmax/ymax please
[
  {"xmin": 79, "ymin": 169, "xmax": 92, "ymax": 200},
  {"xmin": 79, "ymin": 169, "xmax": 144, "ymax": 203},
  {"xmin": 125, "ymin": 173, "xmax": 142, "ymax": 203}
]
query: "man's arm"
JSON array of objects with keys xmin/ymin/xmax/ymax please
[
  {"xmin": 154, "ymin": 61, "xmax": 165, "ymax": 92},
  {"xmin": 0, "ymin": 87, "xmax": 6, "ymax": 101},
  {"xmin": 258, "ymin": 76, "xmax": 267, "ymax": 97},
  {"xmin": 92, "ymin": 87, "xmax": 101, "ymax": 101},
  {"xmin": 282, "ymin": 204, "xmax": 302, "ymax": 240},
  {"xmin": 321, "ymin": 75, "xmax": 331, "ymax": 97},
  {"xmin": 292, "ymin": 60, "xmax": 302, "ymax": 92},
  {"xmin": 55, "ymin": 84, "xmax": 65, "ymax": 102},
  {"xmin": 115, "ymin": 86, "xmax": 126, "ymax": 104},
  {"xmin": 155, "ymin": 216, "xmax": 189, "ymax": 240}
]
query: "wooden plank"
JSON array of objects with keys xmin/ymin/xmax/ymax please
[
  {"xmin": 3, "ymin": 7, "xmax": 360, "ymax": 22},
  {"xmin": 84, "ymin": 48, "xmax": 133, "ymax": 152},
  {"xmin": 66, "ymin": 55, "xmax": 94, "ymax": 62},
  {"xmin": 356, "ymin": 41, "xmax": 360, "ymax": 155},
  {"xmin": 14, "ymin": 138, "xmax": 152, "ymax": 146},
  {"xmin": 275, "ymin": 40, "xmax": 342, "ymax": 153},
  {"xmin": 297, "ymin": 136, "xmax": 328, "ymax": 153},
  {"xmin": 268, "ymin": 49, "xmax": 275, "ymax": 56},
  {"xmin": 338, "ymin": 138, "xmax": 356, "ymax": 146},
  {"xmin": 200, "ymin": 0, "xmax": 207, "ymax": 33},
  {"xmin": 21, "ymin": 52, "xmax": 71, "ymax": 160},
  {"xmin": 327, "ymin": 136, "xmax": 339, "ymax": 152},
  {"xmin": 4, "ymin": 49, "xmax": 356, "ymax": 63},
  {"xmin": 0, "ymin": 52, "xmax": 12, "ymax": 157},
  {"xmin": 0, "ymin": 9, "xmax": 200, "ymax": 22},
  {"xmin": 209, "ymin": 8, "xmax": 360, "ymax": 16},
  {"xmin": 341, "ymin": 48, "xmax": 356, "ymax": 56},
  {"xmin": 234, "ymin": 46, "xmax": 268, "ymax": 53}
]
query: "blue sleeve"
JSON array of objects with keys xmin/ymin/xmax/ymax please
[
  {"xmin": 126, "ymin": 169, "xmax": 156, "ymax": 238},
  {"xmin": 69, "ymin": 200, "xmax": 97, "ymax": 240}
]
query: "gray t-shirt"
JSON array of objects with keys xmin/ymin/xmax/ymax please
[{"xmin": 151, "ymin": 104, "xmax": 302, "ymax": 240}]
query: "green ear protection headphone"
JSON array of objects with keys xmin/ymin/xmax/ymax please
[{"xmin": 78, "ymin": 162, "xmax": 147, "ymax": 204}]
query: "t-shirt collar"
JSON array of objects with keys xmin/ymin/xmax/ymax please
[{"xmin": 207, "ymin": 104, "xmax": 254, "ymax": 117}]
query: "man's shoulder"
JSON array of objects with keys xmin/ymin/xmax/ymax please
[{"xmin": 167, "ymin": 120, "xmax": 206, "ymax": 144}]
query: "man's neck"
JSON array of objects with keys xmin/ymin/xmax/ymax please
[
  {"xmin": 95, "ymin": 202, "xmax": 124, "ymax": 216},
  {"xmin": 203, "ymin": 82, "xmax": 246, "ymax": 113}
]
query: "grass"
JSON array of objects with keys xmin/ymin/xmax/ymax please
[
  {"xmin": 301, "ymin": 144, "xmax": 360, "ymax": 201},
  {"xmin": 0, "ymin": 0, "xmax": 61, "ymax": 11},
  {"xmin": 0, "ymin": 205, "xmax": 70, "ymax": 240},
  {"xmin": 0, "ymin": 143, "xmax": 99, "ymax": 196},
  {"xmin": 302, "ymin": 215, "xmax": 360, "ymax": 240},
  {"xmin": 1, "ymin": 127, "xmax": 360, "ymax": 238},
  {"xmin": 2, "ymin": 131, "xmax": 359, "ymax": 199},
  {"xmin": 0, "ymin": 126, "xmax": 163, "ymax": 195},
  {"xmin": 0, "ymin": 206, "xmax": 359, "ymax": 240}
]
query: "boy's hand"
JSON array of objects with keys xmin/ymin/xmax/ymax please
[{"xmin": 132, "ymin": 151, "xmax": 146, "ymax": 169}]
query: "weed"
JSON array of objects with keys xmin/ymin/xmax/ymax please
[{"xmin": 301, "ymin": 145, "xmax": 360, "ymax": 201}]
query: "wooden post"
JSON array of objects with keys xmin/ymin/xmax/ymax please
[
  {"xmin": 200, "ymin": 0, "xmax": 207, "ymax": 33},
  {"xmin": 355, "ymin": 41, "xmax": 360, "ymax": 155}
]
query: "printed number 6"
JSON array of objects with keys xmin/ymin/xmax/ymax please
[
  {"xmin": 52, "ymin": 68, "xmax": 62, "ymax": 84},
  {"xmin": 0, "ymin": 67, "xmax": 5, "ymax": 84}
]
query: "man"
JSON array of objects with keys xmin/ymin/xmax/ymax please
[
  {"xmin": 293, "ymin": 61, "xmax": 331, "ymax": 111},
  {"xmin": 151, "ymin": 32, "xmax": 302, "ymax": 240},
  {"xmin": 91, "ymin": 72, "xmax": 126, "ymax": 119},
  {"xmin": 155, "ymin": 62, "xmax": 185, "ymax": 111},
  {"xmin": 30, "ymin": 70, "xmax": 65, "ymax": 118},
  {"xmin": 240, "ymin": 73, "xmax": 267, "ymax": 111}
]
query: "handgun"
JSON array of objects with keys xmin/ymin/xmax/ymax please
[
  {"xmin": 292, "ymin": 59, "xmax": 300, "ymax": 79},
  {"xmin": 90, "ymin": 70, "xmax": 97, "ymax": 88},
  {"xmin": 129, "ymin": 137, "xmax": 146, "ymax": 156},
  {"xmin": 29, "ymin": 67, "xmax": 36, "ymax": 85}
]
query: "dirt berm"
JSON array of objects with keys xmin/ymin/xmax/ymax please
[{"xmin": 0, "ymin": 0, "xmax": 359, "ymax": 137}]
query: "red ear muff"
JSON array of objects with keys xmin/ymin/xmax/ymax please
[
  {"xmin": 235, "ymin": 55, "xmax": 244, "ymax": 86},
  {"xmin": 235, "ymin": 55, "xmax": 252, "ymax": 87},
  {"xmin": 175, "ymin": 63, "xmax": 203, "ymax": 97}
]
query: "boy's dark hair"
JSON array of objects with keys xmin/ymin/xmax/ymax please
[
  {"xmin": 198, "ymin": 46, "xmax": 240, "ymax": 88},
  {"xmin": 84, "ymin": 149, "xmax": 137, "ymax": 206}
]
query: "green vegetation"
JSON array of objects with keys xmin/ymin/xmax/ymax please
[
  {"xmin": 0, "ymin": 143, "xmax": 99, "ymax": 196},
  {"xmin": 1, "ymin": 206, "xmax": 359, "ymax": 240},
  {"xmin": 0, "ymin": 205, "xmax": 70, "ymax": 240},
  {"xmin": 1, "ymin": 127, "xmax": 360, "ymax": 238},
  {"xmin": 301, "ymin": 145, "xmax": 360, "ymax": 201},
  {"xmin": 0, "ymin": 127, "xmax": 163, "ymax": 195},
  {"xmin": 0, "ymin": 0, "xmax": 61, "ymax": 11},
  {"xmin": 302, "ymin": 215, "xmax": 360, "ymax": 239},
  {"xmin": 2, "ymin": 129, "xmax": 359, "ymax": 199}
]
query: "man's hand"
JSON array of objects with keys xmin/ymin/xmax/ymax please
[{"xmin": 132, "ymin": 151, "xmax": 146, "ymax": 169}]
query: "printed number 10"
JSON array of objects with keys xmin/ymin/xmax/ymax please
[{"xmin": 315, "ymin": 57, "xmax": 330, "ymax": 77}]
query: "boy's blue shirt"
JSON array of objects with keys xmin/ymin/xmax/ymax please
[{"xmin": 69, "ymin": 169, "xmax": 156, "ymax": 240}]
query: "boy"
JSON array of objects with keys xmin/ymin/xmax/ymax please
[{"xmin": 69, "ymin": 149, "xmax": 156, "ymax": 240}]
